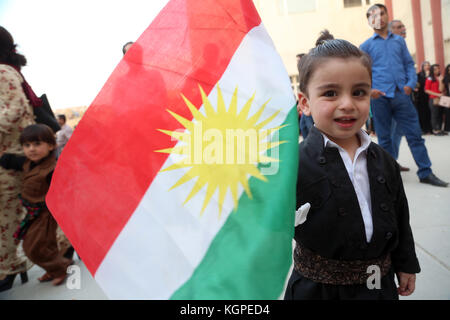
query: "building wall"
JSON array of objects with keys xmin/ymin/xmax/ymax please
[
  {"xmin": 421, "ymin": 0, "xmax": 435, "ymax": 65},
  {"xmin": 254, "ymin": 0, "xmax": 375, "ymax": 77},
  {"xmin": 254, "ymin": 0, "xmax": 449, "ymax": 80},
  {"xmin": 392, "ymin": 0, "xmax": 416, "ymax": 60},
  {"xmin": 442, "ymin": 0, "xmax": 450, "ymax": 68}
]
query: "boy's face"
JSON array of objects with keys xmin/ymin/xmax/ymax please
[
  {"xmin": 298, "ymin": 57, "xmax": 371, "ymax": 146},
  {"xmin": 367, "ymin": 6, "xmax": 388, "ymax": 31},
  {"xmin": 23, "ymin": 141, "xmax": 55, "ymax": 162}
]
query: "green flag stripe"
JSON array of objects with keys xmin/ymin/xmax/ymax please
[{"xmin": 170, "ymin": 107, "xmax": 299, "ymax": 299}]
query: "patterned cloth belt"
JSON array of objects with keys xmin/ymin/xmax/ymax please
[
  {"xmin": 293, "ymin": 242, "xmax": 392, "ymax": 285},
  {"xmin": 13, "ymin": 194, "xmax": 46, "ymax": 240}
]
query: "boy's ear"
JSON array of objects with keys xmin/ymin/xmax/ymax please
[{"xmin": 298, "ymin": 91, "xmax": 312, "ymax": 116}]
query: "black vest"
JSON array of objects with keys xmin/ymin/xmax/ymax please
[{"xmin": 295, "ymin": 127, "xmax": 420, "ymax": 274}]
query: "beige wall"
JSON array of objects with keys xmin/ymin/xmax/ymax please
[
  {"xmin": 254, "ymin": 0, "xmax": 449, "ymax": 78},
  {"xmin": 254, "ymin": 0, "xmax": 375, "ymax": 77},
  {"xmin": 392, "ymin": 0, "xmax": 416, "ymax": 60},
  {"xmin": 441, "ymin": 0, "xmax": 450, "ymax": 68},
  {"xmin": 421, "ymin": 0, "xmax": 435, "ymax": 65}
]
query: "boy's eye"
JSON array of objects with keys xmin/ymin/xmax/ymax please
[
  {"xmin": 323, "ymin": 90, "xmax": 337, "ymax": 97},
  {"xmin": 353, "ymin": 89, "xmax": 367, "ymax": 97}
]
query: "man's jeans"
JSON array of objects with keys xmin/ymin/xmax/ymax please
[
  {"xmin": 371, "ymin": 91, "xmax": 432, "ymax": 179},
  {"xmin": 390, "ymin": 120, "xmax": 403, "ymax": 160}
]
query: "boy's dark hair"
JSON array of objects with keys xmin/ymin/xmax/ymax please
[
  {"xmin": 20, "ymin": 124, "xmax": 56, "ymax": 146},
  {"xmin": 122, "ymin": 41, "xmax": 134, "ymax": 55},
  {"xmin": 58, "ymin": 114, "xmax": 66, "ymax": 123},
  {"xmin": 366, "ymin": 3, "xmax": 388, "ymax": 18},
  {"xmin": 315, "ymin": 29, "xmax": 334, "ymax": 46},
  {"xmin": 0, "ymin": 26, "xmax": 27, "ymax": 68},
  {"xmin": 298, "ymin": 31, "xmax": 372, "ymax": 97},
  {"xmin": 429, "ymin": 64, "xmax": 440, "ymax": 82}
]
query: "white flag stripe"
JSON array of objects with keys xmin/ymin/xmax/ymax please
[{"xmin": 94, "ymin": 23, "xmax": 296, "ymax": 299}]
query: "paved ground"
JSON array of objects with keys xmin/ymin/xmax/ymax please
[{"xmin": 1, "ymin": 134, "xmax": 449, "ymax": 300}]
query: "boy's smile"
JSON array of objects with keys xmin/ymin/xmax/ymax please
[{"xmin": 298, "ymin": 57, "xmax": 371, "ymax": 150}]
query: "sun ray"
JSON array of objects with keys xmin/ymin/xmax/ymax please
[
  {"xmin": 240, "ymin": 175, "xmax": 252, "ymax": 199},
  {"xmin": 216, "ymin": 85, "xmax": 227, "ymax": 115},
  {"xmin": 160, "ymin": 162, "xmax": 192, "ymax": 172},
  {"xmin": 230, "ymin": 182, "xmax": 239, "ymax": 210},
  {"xmin": 247, "ymin": 99, "xmax": 270, "ymax": 127},
  {"xmin": 169, "ymin": 167, "xmax": 199, "ymax": 190},
  {"xmin": 258, "ymin": 155, "xmax": 281, "ymax": 163},
  {"xmin": 157, "ymin": 129, "xmax": 189, "ymax": 142},
  {"xmin": 217, "ymin": 184, "xmax": 229, "ymax": 217},
  {"xmin": 228, "ymin": 87, "xmax": 239, "ymax": 116},
  {"xmin": 256, "ymin": 110, "xmax": 281, "ymax": 130},
  {"xmin": 180, "ymin": 94, "xmax": 206, "ymax": 122},
  {"xmin": 258, "ymin": 125, "xmax": 287, "ymax": 140},
  {"xmin": 155, "ymin": 146, "xmax": 189, "ymax": 155},
  {"xmin": 166, "ymin": 109, "xmax": 194, "ymax": 132},
  {"xmin": 259, "ymin": 140, "xmax": 287, "ymax": 153},
  {"xmin": 237, "ymin": 93, "xmax": 255, "ymax": 122},
  {"xmin": 246, "ymin": 165, "xmax": 268, "ymax": 182},
  {"xmin": 183, "ymin": 176, "xmax": 207, "ymax": 204},
  {"xmin": 200, "ymin": 182, "xmax": 219, "ymax": 215},
  {"xmin": 198, "ymin": 85, "xmax": 216, "ymax": 117}
]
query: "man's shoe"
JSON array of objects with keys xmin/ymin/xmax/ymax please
[
  {"xmin": 420, "ymin": 173, "xmax": 449, "ymax": 187},
  {"xmin": 398, "ymin": 163, "xmax": 410, "ymax": 172}
]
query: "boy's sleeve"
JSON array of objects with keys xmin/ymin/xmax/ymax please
[
  {"xmin": 0, "ymin": 153, "xmax": 26, "ymax": 171},
  {"xmin": 391, "ymin": 165, "xmax": 421, "ymax": 274},
  {"xmin": 46, "ymin": 170, "xmax": 54, "ymax": 186}
]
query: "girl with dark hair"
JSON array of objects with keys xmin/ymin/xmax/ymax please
[
  {"xmin": 414, "ymin": 61, "xmax": 432, "ymax": 134},
  {"xmin": 0, "ymin": 26, "xmax": 35, "ymax": 291},
  {"xmin": 284, "ymin": 32, "xmax": 420, "ymax": 300},
  {"xmin": 425, "ymin": 64, "xmax": 446, "ymax": 136},
  {"xmin": 0, "ymin": 124, "xmax": 73, "ymax": 287},
  {"xmin": 443, "ymin": 64, "xmax": 450, "ymax": 132}
]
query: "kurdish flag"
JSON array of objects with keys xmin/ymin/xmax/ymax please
[{"xmin": 47, "ymin": 0, "xmax": 298, "ymax": 299}]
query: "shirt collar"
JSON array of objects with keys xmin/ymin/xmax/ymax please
[
  {"xmin": 321, "ymin": 129, "xmax": 372, "ymax": 153},
  {"xmin": 371, "ymin": 31, "xmax": 394, "ymax": 40}
]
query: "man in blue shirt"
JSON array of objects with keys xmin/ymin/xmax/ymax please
[{"xmin": 360, "ymin": 3, "xmax": 448, "ymax": 187}]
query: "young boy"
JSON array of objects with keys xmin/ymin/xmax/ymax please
[{"xmin": 284, "ymin": 33, "xmax": 420, "ymax": 300}]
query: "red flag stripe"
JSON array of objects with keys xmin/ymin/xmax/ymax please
[{"xmin": 47, "ymin": 0, "xmax": 261, "ymax": 274}]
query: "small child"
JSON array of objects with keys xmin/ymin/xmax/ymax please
[
  {"xmin": 0, "ymin": 124, "xmax": 72, "ymax": 286},
  {"xmin": 284, "ymin": 33, "xmax": 420, "ymax": 300}
]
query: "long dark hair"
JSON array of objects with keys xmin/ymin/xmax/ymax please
[
  {"xmin": 419, "ymin": 61, "xmax": 430, "ymax": 77},
  {"xmin": 444, "ymin": 64, "xmax": 450, "ymax": 95},
  {"xmin": 298, "ymin": 31, "xmax": 372, "ymax": 97},
  {"xmin": 20, "ymin": 124, "xmax": 56, "ymax": 146},
  {"xmin": 429, "ymin": 64, "xmax": 440, "ymax": 82},
  {"xmin": 0, "ymin": 26, "xmax": 27, "ymax": 69}
]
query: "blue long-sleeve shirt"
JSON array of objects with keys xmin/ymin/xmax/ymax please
[{"xmin": 360, "ymin": 32, "xmax": 417, "ymax": 98}]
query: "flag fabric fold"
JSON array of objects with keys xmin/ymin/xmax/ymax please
[{"xmin": 46, "ymin": 0, "xmax": 299, "ymax": 299}]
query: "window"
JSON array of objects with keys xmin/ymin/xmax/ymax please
[
  {"xmin": 344, "ymin": 0, "xmax": 362, "ymax": 8},
  {"xmin": 277, "ymin": 0, "xmax": 316, "ymax": 15}
]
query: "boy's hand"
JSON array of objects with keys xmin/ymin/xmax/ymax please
[
  {"xmin": 396, "ymin": 272, "xmax": 416, "ymax": 296},
  {"xmin": 371, "ymin": 89, "xmax": 385, "ymax": 99}
]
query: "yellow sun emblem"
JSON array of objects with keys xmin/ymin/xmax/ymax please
[{"xmin": 156, "ymin": 85, "xmax": 285, "ymax": 216}]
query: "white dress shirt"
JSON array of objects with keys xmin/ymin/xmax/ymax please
[{"xmin": 321, "ymin": 130, "xmax": 374, "ymax": 243}]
